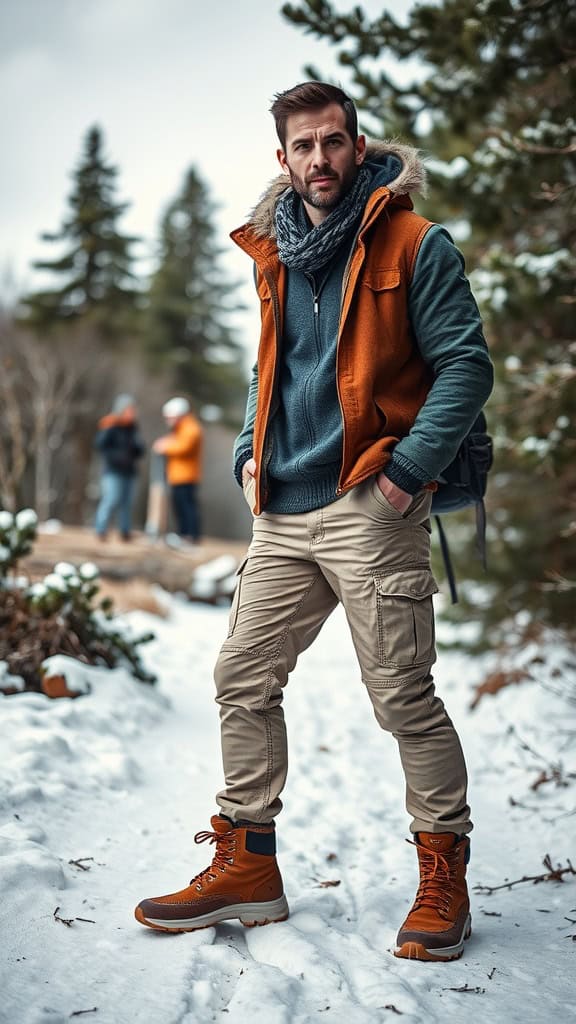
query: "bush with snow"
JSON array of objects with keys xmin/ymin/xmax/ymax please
[{"xmin": 0, "ymin": 507, "xmax": 155, "ymax": 692}]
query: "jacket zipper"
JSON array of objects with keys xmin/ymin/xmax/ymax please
[
  {"xmin": 335, "ymin": 228, "xmax": 364, "ymax": 495},
  {"xmin": 297, "ymin": 274, "xmax": 325, "ymax": 466}
]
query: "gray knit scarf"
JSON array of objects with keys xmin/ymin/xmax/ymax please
[{"xmin": 274, "ymin": 166, "xmax": 371, "ymax": 273}]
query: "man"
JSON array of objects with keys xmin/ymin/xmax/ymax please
[
  {"xmin": 152, "ymin": 397, "xmax": 203, "ymax": 544},
  {"xmin": 136, "ymin": 83, "xmax": 493, "ymax": 962},
  {"xmin": 94, "ymin": 393, "xmax": 144, "ymax": 541}
]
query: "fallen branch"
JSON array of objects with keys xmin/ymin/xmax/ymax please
[
  {"xmin": 54, "ymin": 906, "xmax": 74, "ymax": 927},
  {"xmin": 531, "ymin": 767, "xmax": 575, "ymax": 791},
  {"xmin": 442, "ymin": 984, "xmax": 485, "ymax": 994},
  {"xmin": 53, "ymin": 906, "xmax": 96, "ymax": 926},
  {"xmin": 473, "ymin": 854, "xmax": 576, "ymax": 894},
  {"xmin": 469, "ymin": 668, "xmax": 528, "ymax": 709},
  {"xmin": 68, "ymin": 857, "xmax": 95, "ymax": 872}
]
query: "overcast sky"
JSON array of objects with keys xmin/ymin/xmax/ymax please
[{"xmin": 0, "ymin": 0, "xmax": 416, "ymax": 357}]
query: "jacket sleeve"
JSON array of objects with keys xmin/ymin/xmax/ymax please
[
  {"xmin": 233, "ymin": 361, "xmax": 258, "ymax": 485},
  {"xmin": 132, "ymin": 430, "xmax": 146, "ymax": 458},
  {"xmin": 383, "ymin": 225, "xmax": 494, "ymax": 494},
  {"xmin": 94, "ymin": 428, "xmax": 111, "ymax": 452},
  {"xmin": 161, "ymin": 419, "xmax": 201, "ymax": 456}
]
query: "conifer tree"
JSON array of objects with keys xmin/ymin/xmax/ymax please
[
  {"xmin": 282, "ymin": 0, "xmax": 576, "ymax": 645},
  {"xmin": 21, "ymin": 125, "xmax": 140, "ymax": 337},
  {"xmin": 145, "ymin": 166, "xmax": 246, "ymax": 418}
]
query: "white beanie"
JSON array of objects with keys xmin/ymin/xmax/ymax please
[{"xmin": 162, "ymin": 396, "xmax": 190, "ymax": 418}]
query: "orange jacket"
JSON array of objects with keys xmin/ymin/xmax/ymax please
[
  {"xmin": 231, "ymin": 189, "xmax": 433, "ymax": 515},
  {"xmin": 161, "ymin": 414, "xmax": 203, "ymax": 485}
]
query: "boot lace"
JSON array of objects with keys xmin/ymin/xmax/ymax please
[
  {"xmin": 407, "ymin": 840, "xmax": 458, "ymax": 920},
  {"xmin": 189, "ymin": 829, "xmax": 237, "ymax": 891}
]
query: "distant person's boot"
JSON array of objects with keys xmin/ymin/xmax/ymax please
[
  {"xmin": 135, "ymin": 815, "xmax": 288, "ymax": 932},
  {"xmin": 394, "ymin": 832, "xmax": 471, "ymax": 961}
]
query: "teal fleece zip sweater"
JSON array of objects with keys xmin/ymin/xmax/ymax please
[{"xmin": 234, "ymin": 156, "xmax": 493, "ymax": 512}]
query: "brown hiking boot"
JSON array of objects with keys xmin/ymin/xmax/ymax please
[
  {"xmin": 135, "ymin": 815, "xmax": 288, "ymax": 932},
  {"xmin": 394, "ymin": 832, "xmax": 471, "ymax": 961}
]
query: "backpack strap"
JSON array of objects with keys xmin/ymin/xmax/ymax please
[
  {"xmin": 476, "ymin": 498, "xmax": 488, "ymax": 571},
  {"xmin": 435, "ymin": 499, "xmax": 488, "ymax": 605},
  {"xmin": 434, "ymin": 515, "xmax": 459, "ymax": 605}
]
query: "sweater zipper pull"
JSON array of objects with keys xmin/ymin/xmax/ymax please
[{"xmin": 313, "ymin": 295, "xmax": 319, "ymax": 317}]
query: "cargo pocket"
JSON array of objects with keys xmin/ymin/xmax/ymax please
[
  {"xmin": 373, "ymin": 567, "xmax": 438, "ymax": 668},
  {"xmin": 227, "ymin": 557, "xmax": 248, "ymax": 638}
]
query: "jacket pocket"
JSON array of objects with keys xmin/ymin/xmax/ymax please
[
  {"xmin": 373, "ymin": 567, "xmax": 438, "ymax": 669},
  {"xmin": 363, "ymin": 268, "xmax": 401, "ymax": 292},
  {"xmin": 227, "ymin": 557, "xmax": 248, "ymax": 638}
]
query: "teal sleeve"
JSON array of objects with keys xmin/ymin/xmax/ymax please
[
  {"xmin": 384, "ymin": 225, "xmax": 494, "ymax": 493},
  {"xmin": 233, "ymin": 361, "xmax": 258, "ymax": 485}
]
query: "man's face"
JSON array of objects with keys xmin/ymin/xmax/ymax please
[{"xmin": 277, "ymin": 102, "xmax": 366, "ymax": 224}]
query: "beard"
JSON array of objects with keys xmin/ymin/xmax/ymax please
[{"xmin": 287, "ymin": 160, "xmax": 358, "ymax": 212}]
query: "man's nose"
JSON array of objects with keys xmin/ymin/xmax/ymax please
[{"xmin": 310, "ymin": 143, "xmax": 329, "ymax": 167}]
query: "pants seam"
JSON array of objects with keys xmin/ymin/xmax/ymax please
[{"xmin": 256, "ymin": 570, "xmax": 324, "ymax": 817}]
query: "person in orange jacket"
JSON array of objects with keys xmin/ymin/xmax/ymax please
[{"xmin": 153, "ymin": 397, "xmax": 203, "ymax": 542}]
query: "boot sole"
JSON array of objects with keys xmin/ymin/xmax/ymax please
[
  {"xmin": 394, "ymin": 914, "xmax": 472, "ymax": 962},
  {"xmin": 134, "ymin": 895, "xmax": 289, "ymax": 933}
]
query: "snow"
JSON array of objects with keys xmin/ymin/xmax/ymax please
[
  {"xmin": 52, "ymin": 563, "xmax": 77, "ymax": 579},
  {"xmin": 79, "ymin": 562, "xmax": 100, "ymax": 581},
  {"xmin": 41, "ymin": 656, "xmax": 93, "ymax": 696},
  {"xmin": 0, "ymin": 597, "xmax": 574, "ymax": 1023},
  {"xmin": 37, "ymin": 520, "xmax": 63, "ymax": 535},
  {"xmin": 15, "ymin": 509, "xmax": 38, "ymax": 531},
  {"xmin": 42, "ymin": 573, "xmax": 69, "ymax": 593},
  {"xmin": 0, "ymin": 661, "xmax": 25, "ymax": 693}
]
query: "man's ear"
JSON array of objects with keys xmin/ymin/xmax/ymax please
[
  {"xmin": 277, "ymin": 149, "xmax": 290, "ymax": 175},
  {"xmin": 355, "ymin": 134, "xmax": 367, "ymax": 166}
]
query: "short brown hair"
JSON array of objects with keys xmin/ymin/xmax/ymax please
[{"xmin": 270, "ymin": 82, "xmax": 358, "ymax": 150}]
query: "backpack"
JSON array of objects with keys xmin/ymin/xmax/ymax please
[{"xmin": 430, "ymin": 411, "xmax": 493, "ymax": 603}]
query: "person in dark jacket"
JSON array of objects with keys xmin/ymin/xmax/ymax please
[{"xmin": 94, "ymin": 394, "xmax": 145, "ymax": 540}]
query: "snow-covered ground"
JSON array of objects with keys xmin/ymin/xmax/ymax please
[{"xmin": 1, "ymin": 596, "xmax": 575, "ymax": 1024}]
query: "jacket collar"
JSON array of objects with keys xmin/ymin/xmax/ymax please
[{"xmin": 238, "ymin": 139, "xmax": 426, "ymax": 246}]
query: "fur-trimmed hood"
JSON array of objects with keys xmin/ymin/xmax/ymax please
[{"xmin": 246, "ymin": 139, "xmax": 426, "ymax": 241}]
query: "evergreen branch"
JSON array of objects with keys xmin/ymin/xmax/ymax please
[{"xmin": 487, "ymin": 129, "xmax": 576, "ymax": 156}]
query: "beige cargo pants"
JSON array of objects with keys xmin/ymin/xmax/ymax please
[{"xmin": 214, "ymin": 475, "xmax": 471, "ymax": 836}]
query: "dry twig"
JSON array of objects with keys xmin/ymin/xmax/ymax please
[
  {"xmin": 68, "ymin": 857, "xmax": 95, "ymax": 872},
  {"xmin": 473, "ymin": 854, "xmax": 576, "ymax": 894},
  {"xmin": 442, "ymin": 984, "xmax": 485, "ymax": 994}
]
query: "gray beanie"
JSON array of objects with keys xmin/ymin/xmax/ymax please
[{"xmin": 112, "ymin": 394, "xmax": 135, "ymax": 414}]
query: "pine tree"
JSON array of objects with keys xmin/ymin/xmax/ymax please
[
  {"xmin": 144, "ymin": 166, "xmax": 246, "ymax": 418},
  {"xmin": 21, "ymin": 125, "xmax": 140, "ymax": 337},
  {"xmin": 282, "ymin": 0, "xmax": 576, "ymax": 645}
]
